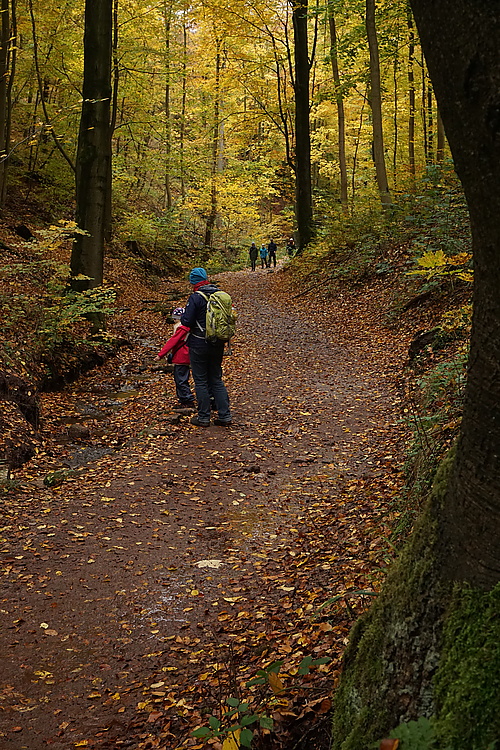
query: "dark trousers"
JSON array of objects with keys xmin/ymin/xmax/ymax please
[
  {"xmin": 173, "ymin": 364, "xmax": 194, "ymax": 404},
  {"xmin": 189, "ymin": 344, "xmax": 231, "ymax": 423},
  {"xmin": 260, "ymin": 257, "xmax": 266, "ymax": 268},
  {"xmin": 269, "ymin": 252, "xmax": 276, "ymax": 267},
  {"xmin": 250, "ymin": 259, "xmax": 256, "ymax": 270}
]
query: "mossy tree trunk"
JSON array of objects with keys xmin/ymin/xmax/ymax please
[{"xmin": 332, "ymin": 2, "xmax": 500, "ymax": 747}]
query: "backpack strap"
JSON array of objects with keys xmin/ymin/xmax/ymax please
[{"xmin": 194, "ymin": 290, "xmax": 209, "ymax": 336}]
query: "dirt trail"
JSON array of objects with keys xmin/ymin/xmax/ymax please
[{"xmin": 1, "ymin": 266, "xmax": 408, "ymax": 750}]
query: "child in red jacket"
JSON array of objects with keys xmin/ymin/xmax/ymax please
[{"xmin": 156, "ymin": 307, "xmax": 195, "ymax": 410}]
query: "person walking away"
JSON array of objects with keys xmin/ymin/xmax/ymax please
[
  {"xmin": 181, "ymin": 268, "xmax": 232, "ymax": 427},
  {"xmin": 268, "ymin": 238, "xmax": 277, "ymax": 267},
  {"xmin": 249, "ymin": 241, "xmax": 258, "ymax": 271},
  {"xmin": 156, "ymin": 307, "xmax": 195, "ymax": 411},
  {"xmin": 287, "ymin": 237, "xmax": 296, "ymax": 257},
  {"xmin": 259, "ymin": 244, "xmax": 268, "ymax": 269}
]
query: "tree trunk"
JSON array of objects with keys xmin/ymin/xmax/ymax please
[
  {"xmin": 365, "ymin": 0, "xmax": 391, "ymax": 209},
  {"xmin": 292, "ymin": 0, "xmax": 313, "ymax": 253},
  {"xmin": 180, "ymin": 14, "xmax": 187, "ymax": 202},
  {"xmin": 163, "ymin": 1, "xmax": 172, "ymax": 211},
  {"xmin": 436, "ymin": 107, "xmax": 445, "ymax": 164},
  {"xmin": 331, "ymin": 2, "xmax": 500, "ymax": 747},
  {"xmin": 204, "ymin": 36, "xmax": 222, "ymax": 251},
  {"xmin": 0, "ymin": 0, "xmax": 10, "ymax": 208},
  {"xmin": 407, "ymin": 4, "xmax": 416, "ymax": 183},
  {"xmin": 70, "ymin": 0, "xmax": 112, "ymax": 291},
  {"xmin": 328, "ymin": 2, "xmax": 348, "ymax": 213}
]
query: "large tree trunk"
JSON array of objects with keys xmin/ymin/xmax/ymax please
[
  {"xmin": 365, "ymin": 0, "xmax": 391, "ymax": 209},
  {"xmin": 292, "ymin": 0, "xmax": 313, "ymax": 253},
  {"xmin": 331, "ymin": 2, "xmax": 500, "ymax": 748},
  {"xmin": 71, "ymin": 0, "xmax": 112, "ymax": 290}
]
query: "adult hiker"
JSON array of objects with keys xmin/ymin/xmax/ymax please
[
  {"xmin": 249, "ymin": 241, "xmax": 258, "ymax": 271},
  {"xmin": 267, "ymin": 238, "xmax": 277, "ymax": 267},
  {"xmin": 286, "ymin": 237, "xmax": 296, "ymax": 257},
  {"xmin": 259, "ymin": 243, "xmax": 268, "ymax": 269},
  {"xmin": 181, "ymin": 267, "xmax": 232, "ymax": 427}
]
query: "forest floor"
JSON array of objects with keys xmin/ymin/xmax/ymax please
[{"xmin": 1, "ymin": 262, "xmax": 411, "ymax": 750}]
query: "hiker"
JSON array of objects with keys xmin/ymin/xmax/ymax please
[
  {"xmin": 286, "ymin": 237, "xmax": 296, "ymax": 257},
  {"xmin": 181, "ymin": 267, "xmax": 232, "ymax": 427},
  {"xmin": 268, "ymin": 238, "xmax": 277, "ymax": 267},
  {"xmin": 156, "ymin": 307, "xmax": 195, "ymax": 411},
  {"xmin": 249, "ymin": 241, "xmax": 258, "ymax": 271},
  {"xmin": 259, "ymin": 244, "xmax": 268, "ymax": 269}
]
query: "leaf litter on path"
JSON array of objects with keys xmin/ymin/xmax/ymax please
[{"xmin": 1, "ymin": 264, "xmax": 408, "ymax": 750}]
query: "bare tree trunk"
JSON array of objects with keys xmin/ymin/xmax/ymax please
[
  {"xmin": 180, "ymin": 13, "xmax": 187, "ymax": 202},
  {"xmin": 0, "ymin": 0, "xmax": 10, "ymax": 207},
  {"xmin": 163, "ymin": 1, "xmax": 172, "ymax": 211},
  {"xmin": 292, "ymin": 0, "xmax": 313, "ymax": 253},
  {"xmin": 427, "ymin": 80, "xmax": 434, "ymax": 163},
  {"xmin": 436, "ymin": 107, "xmax": 445, "ymax": 163},
  {"xmin": 407, "ymin": 4, "xmax": 416, "ymax": 183},
  {"xmin": 365, "ymin": 0, "xmax": 391, "ymax": 209},
  {"xmin": 328, "ymin": 2, "xmax": 348, "ymax": 213},
  {"xmin": 204, "ymin": 36, "xmax": 222, "ymax": 250},
  {"xmin": 104, "ymin": 0, "xmax": 118, "ymax": 242},
  {"xmin": 71, "ymin": 0, "xmax": 112, "ymax": 291}
]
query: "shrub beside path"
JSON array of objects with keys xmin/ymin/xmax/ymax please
[{"xmin": 1, "ymin": 265, "xmax": 408, "ymax": 750}]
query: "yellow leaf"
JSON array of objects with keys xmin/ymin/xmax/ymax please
[
  {"xmin": 268, "ymin": 672, "xmax": 285, "ymax": 694},
  {"xmin": 222, "ymin": 729, "xmax": 241, "ymax": 750}
]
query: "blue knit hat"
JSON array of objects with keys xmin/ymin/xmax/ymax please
[{"xmin": 189, "ymin": 267, "xmax": 208, "ymax": 285}]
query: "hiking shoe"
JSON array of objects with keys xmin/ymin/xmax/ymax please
[
  {"xmin": 190, "ymin": 416, "xmax": 210, "ymax": 427},
  {"xmin": 213, "ymin": 418, "xmax": 232, "ymax": 426}
]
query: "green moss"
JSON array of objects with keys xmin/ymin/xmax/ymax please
[
  {"xmin": 435, "ymin": 583, "xmax": 500, "ymax": 750},
  {"xmin": 331, "ymin": 451, "xmax": 456, "ymax": 750}
]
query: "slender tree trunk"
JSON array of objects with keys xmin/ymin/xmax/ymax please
[
  {"xmin": 0, "ymin": 0, "xmax": 10, "ymax": 207},
  {"xmin": 204, "ymin": 36, "xmax": 222, "ymax": 250},
  {"xmin": 292, "ymin": 0, "xmax": 313, "ymax": 253},
  {"xmin": 427, "ymin": 80, "xmax": 434, "ymax": 163},
  {"xmin": 70, "ymin": 0, "xmax": 112, "ymax": 291},
  {"xmin": 365, "ymin": 0, "xmax": 391, "ymax": 209},
  {"xmin": 393, "ymin": 35, "xmax": 399, "ymax": 185},
  {"xmin": 421, "ymin": 53, "xmax": 428, "ymax": 163},
  {"xmin": 163, "ymin": 1, "xmax": 172, "ymax": 211},
  {"xmin": 436, "ymin": 107, "xmax": 445, "ymax": 163},
  {"xmin": 104, "ymin": 0, "xmax": 118, "ymax": 242},
  {"xmin": 328, "ymin": 2, "xmax": 348, "ymax": 213},
  {"xmin": 180, "ymin": 14, "xmax": 187, "ymax": 202},
  {"xmin": 407, "ymin": 4, "xmax": 416, "ymax": 183}
]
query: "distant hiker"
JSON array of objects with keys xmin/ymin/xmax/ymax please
[
  {"xmin": 156, "ymin": 307, "xmax": 195, "ymax": 411},
  {"xmin": 268, "ymin": 238, "xmax": 277, "ymax": 268},
  {"xmin": 181, "ymin": 268, "xmax": 232, "ymax": 427},
  {"xmin": 287, "ymin": 237, "xmax": 296, "ymax": 257},
  {"xmin": 249, "ymin": 241, "xmax": 258, "ymax": 271},
  {"xmin": 259, "ymin": 244, "xmax": 268, "ymax": 269}
]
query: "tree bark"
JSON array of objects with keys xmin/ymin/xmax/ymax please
[
  {"xmin": 328, "ymin": 2, "xmax": 348, "ymax": 213},
  {"xmin": 407, "ymin": 4, "xmax": 416, "ymax": 183},
  {"xmin": 0, "ymin": 0, "xmax": 10, "ymax": 208},
  {"xmin": 70, "ymin": 0, "xmax": 112, "ymax": 291},
  {"xmin": 163, "ymin": 1, "xmax": 172, "ymax": 211},
  {"xmin": 409, "ymin": 0, "xmax": 500, "ymax": 590},
  {"xmin": 204, "ymin": 36, "xmax": 222, "ymax": 250},
  {"xmin": 365, "ymin": 0, "xmax": 391, "ymax": 209},
  {"xmin": 292, "ymin": 0, "xmax": 313, "ymax": 253}
]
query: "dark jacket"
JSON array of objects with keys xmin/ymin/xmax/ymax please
[
  {"xmin": 249, "ymin": 244, "xmax": 258, "ymax": 260},
  {"xmin": 268, "ymin": 240, "xmax": 277, "ymax": 255},
  {"xmin": 181, "ymin": 282, "xmax": 220, "ymax": 349}
]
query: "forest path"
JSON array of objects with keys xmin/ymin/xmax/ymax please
[{"xmin": 1, "ymin": 265, "xmax": 408, "ymax": 750}]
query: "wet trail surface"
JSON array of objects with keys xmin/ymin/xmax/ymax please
[{"xmin": 1, "ymin": 266, "xmax": 408, "ymax": 750}]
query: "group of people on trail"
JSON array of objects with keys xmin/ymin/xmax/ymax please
[
  {"xmin": 249, "ymin": 237, "xmax": 295, "ymax": 270},
  {"xmin": 156, "ymin": 267, "xmax": 233, "ymax": 427}
]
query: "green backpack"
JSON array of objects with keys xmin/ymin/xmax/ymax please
[{"xmin": 196, "ymin": 290, "xmax": 237, "ymax": 343}]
